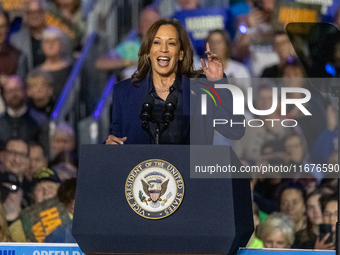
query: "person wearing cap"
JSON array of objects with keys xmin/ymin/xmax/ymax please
[
  {"xmin": 9, "ymin": 167, "xmax": 66, "ymax": 242},
  {"xmin": 32, "ymin": 166, "xmax": 61, "ymax": 204}
]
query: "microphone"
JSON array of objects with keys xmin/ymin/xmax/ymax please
[
  {"xmin": 140, "ymin": 95, "xmax": 154, "ymax": 123},
  {"xmin": 140, "ymin": 95, "xmax": 155, "ymax": 143},
  {"xmin": 162, "ymin": 92, "xmax": 178, "ymax": 124}
]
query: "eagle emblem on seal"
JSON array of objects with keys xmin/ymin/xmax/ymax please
[{"xmin": 139, "ymin": 171, "xmax": 172, "ymax": 209}]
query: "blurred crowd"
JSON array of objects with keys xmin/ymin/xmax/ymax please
[{"xmin": 0, "ymin": 0, "xmax": 339, "ymax": 248}]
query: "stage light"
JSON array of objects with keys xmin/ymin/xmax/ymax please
[
  {"xmin": 325, "ymin": 63, "xmax": 336, "ymax": 76},
  {"xmin": 239, "ymin": 24, "xmax": 247, "ymax": 34}
]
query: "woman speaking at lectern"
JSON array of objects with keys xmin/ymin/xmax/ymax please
[{"xmin": 106, "ymin": 19, "xmax": 245, "ymax": 145}]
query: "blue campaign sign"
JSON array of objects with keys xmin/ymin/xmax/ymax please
[
  {"xmin": 285, "ymin": 0, "xmax": 340, "ymax": 21},
  {"xmin": 172, "ymin": 7, "xmax": 229, "ymax": 57},
  {"xmin": 0, "ymin": 243, "xmax": 84, "ymax": 255}
]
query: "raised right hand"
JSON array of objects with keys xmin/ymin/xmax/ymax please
[{"xmin": 106, "ymin": 135, "xmax": 127, "ymax": 145}]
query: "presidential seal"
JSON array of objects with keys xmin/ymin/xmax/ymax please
[{"xmin": 125, "ymin": 159, "xmax": 184, "ymax": 219}]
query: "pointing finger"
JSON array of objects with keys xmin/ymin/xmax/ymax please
[{"xmin": 206, "ymin": 42, "xmax": 210, "ymax": 52}]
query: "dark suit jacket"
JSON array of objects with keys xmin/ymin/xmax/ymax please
[
  {"xmin": 109, "ymin": 74, "xmax": 245, "ymax": 144},
  {"xmin": 0, "ymin": 108, "xmax": 49, "ymax": 152}
]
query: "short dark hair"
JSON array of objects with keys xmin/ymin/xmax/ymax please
[
  {"xmin": 279, "ymin": 181, "xmax": 306, "ymax": 205},
  {"xmin": 58, "ymin": 178, "xmax": 77, "ymax": 207},
  {"xmin": 28, "ymin": 141, "xmax": 48, "ymax": 158},
  {"xmin": 321, "ymin": 194, "xmax": 338, "ymax": 213},
  {"xmin": 2, "ymin": 138, "xmax": 29, "ymax": 155}
]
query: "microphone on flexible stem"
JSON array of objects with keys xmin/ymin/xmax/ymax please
[
  {"xmin": 140, "ymin": 95, "xmax": 155, "ymax": 143},
  {"xmin": 161, "ymin": 93, "xmax": 178, "ymax": 134}
]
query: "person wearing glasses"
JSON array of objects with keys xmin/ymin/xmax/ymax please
[{"xmin": 0, "ymin": 139, "xmax": 32, "ymax": 208}]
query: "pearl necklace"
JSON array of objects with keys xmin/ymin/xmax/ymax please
[{"xmin": 154, "ymin": 79, "xmax": 175, "ymax": 93}]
